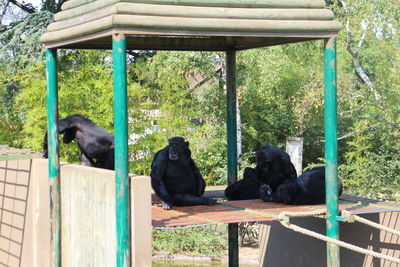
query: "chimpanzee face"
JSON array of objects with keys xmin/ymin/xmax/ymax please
[
  {"xmin": 256, "ymin": 151, "xmax": 273, "ymax": 172},
  {"xmin": 168, "ymin": 137, "xmax": 189, "ymax": 161},
  {"xmin": 62, "ymin": 128, "xmax": 79, "ymax": 144}
]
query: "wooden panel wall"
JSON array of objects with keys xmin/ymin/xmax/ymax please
[
  {"xmin": 259, "ymin": 212, "xmax": 400, "ymax": 267},
  {"xmin": 1, "ymin": 158, "xmax": 151, "ymax": 267}
]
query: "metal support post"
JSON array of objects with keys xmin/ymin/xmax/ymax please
[
  {"xmin": 45, "ymin": 49, "xmax": 61, "ymax": 267},
  {"xmin": 113, "ymin": 34, "xmax": 130, "ymax": 267},
  {"xmin": 226, "ymin": 50, "xmax": 239, "ymax": 267},
  {"xmin": 324, "ymin": 37, "xmax": 340, "ymax": 267}
]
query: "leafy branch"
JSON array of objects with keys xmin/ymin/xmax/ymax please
[
  {"xmin": 8, "ymin": 0, "xmax": 36, "ymax": 14},
  {"xmin": 339, "ymin": 0, "xmax": 382, "ymax": 102}
]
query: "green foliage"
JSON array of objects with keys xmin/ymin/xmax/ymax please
[
  {"xmin": 0, "ymin": 11, "xmax": 53, "ymax": 70},
  {"xmin": 152, "ymin": 226, "xmax": 227, "ymax": 257},
  {"xmin": 237, "ymin": 43, "xmax": 329, "ymax": 165},
  {"xmin": 13, "ymin": 50, "xmax": 116, "ymax": 163},
  {"xmin": 0, "ymin": 0, "xmax": 399, "ymax": 201},
  {"xmin": 237, "ymin": 47, "xmax": 295, "ymax": 151},
  {"xmin": 0, "ymin": 10, "xmax": 53, "ymax": 147},
  {"xmin": 329, "ymin": 0, "xmax": 400, "ymax": 200},
  {"xmin": 1, "ymin": 0, "xmax": 399, "ymax": 259},
  {"xmin": 128, "ymin": 51, "xmax": 228, "ymax": 184},
  {"xmin": 340, "ymin": 149, "xmax": 400, "ymax": 201},
  {"xmin": 0, "ymin": 66, "xmax": 24, "ymax": 147}
]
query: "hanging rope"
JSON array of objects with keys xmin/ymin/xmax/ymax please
[
  {"xmin": 342, "ymin": 210, "xmax": 400, "ymax": 236},
  {"xmin": 278, "ymin": 209, "xmax": 400, "ymax": 264}
]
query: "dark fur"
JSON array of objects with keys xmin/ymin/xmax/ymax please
[
  {"xmin": 225, "ymin": 145, "xmax": 297, "ymax": 200},
  {"xmin": 150, "ymin": 137, "xmax": 216, "ymax": 210},
  {"xmin": 43, "ymin": 114, "xmax": 114, "ymax": 170},
  {"xmin": 260, "ymin": 166, "xmax": 343, "ymax": 205},
  {"xmin": 255, "ymin": 145, "xmax": 297, "ymax": 191},
  {"xmin": 224, "ymin": 167, "xmax": 262, "ymax": 200}
]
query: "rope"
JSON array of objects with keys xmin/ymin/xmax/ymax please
[
  {"xmin": 278, "ymin": 209, "xmax": 327, "ymax": 218},
  {"xmin": 352, "ymin": 214, "xmax": 400, "ymax": 236},
  {"xmin": 278, "ymin": 209, "xmax": 400, "ymax": 264}
]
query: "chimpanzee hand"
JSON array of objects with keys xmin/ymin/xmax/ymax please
[
  {"xmin": 162, "ymin": 201, "xmax": 172, "ymax": 210},
  {"xmin": 260, "ymin": 184, "xmax": 273, "ymax": 195},
  {"xmin": 259, "ymin": 184, "xmax": 274, "ymax": 202},
  {"xmin": 204, "ymin": 197, "xmax": 217, "ymax": 205}
]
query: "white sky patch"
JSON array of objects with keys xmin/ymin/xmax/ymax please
[{"xmin": 2, "ymin": 0, "xmax": 43, "ymax": 24}]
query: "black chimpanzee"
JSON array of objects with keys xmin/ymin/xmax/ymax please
[
  {"xmin": 224, "ymin": 167, "xmax": 262, "ymax": 200},
  {"xmin": 254, "ymin": 145, "xmax": 298, "ymax": 190},
  {"xmin": 150, "ymin": 137, "xmax": 216, "ymax": 210},
  {"xmin": 260, "ymin": 166, "xmax": 343, "ymax": 205},
  {"xmin": 43, "ymin": 114, "xmax": 114, "ymax": 170},
  {"xmin": 225, "ymin": 145, "xmax": 297, "ymax": 200}
]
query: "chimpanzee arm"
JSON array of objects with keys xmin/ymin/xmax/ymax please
[
  {"xmin": 259, "ymin": 184, "xmax": 279, "ymax": 202},
  {"xmin": 150, "ymin": 150, "xmax": 173, "ymax": 209},
  {"xmin": 243, "ymin": 167, "xmax": 257, "ymax": 180},
  {"xmin": 80, "ymin": 152, "xmax": 94, "ymax": 166},
  {"xmin": 58, "ymin": 115, "xmax": 79, "ymax": 132},
  {"xmin": 189, "ymin": 158, "xmax": 206, "ymax": 196},
  {"xmin": 43, "ymin": 115, "xmax": 78, "ymax": 157}
]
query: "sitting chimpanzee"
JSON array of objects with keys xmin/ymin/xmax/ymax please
[
  {"xmin": 225, "ymin": 145, "xmax": 297, "ymax": 200},
  {"xmin": 150, "ymin": 137, "xmax": 216, "ymax": 210},
  {"xmin": 43, "ymin": 114, "xmax": 114, "ymax": 170},
  {"xmin": 260, "ymin": 166, "xmax": 343, "ymax": 205}
]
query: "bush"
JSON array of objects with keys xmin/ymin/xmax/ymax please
[
  {"xmin": 340, "ymin": 151, "xmax": 400, "ymax": 201},
  {"xmin": 153, "ymin": 226, "xmax": 227, "ymax": 257}
]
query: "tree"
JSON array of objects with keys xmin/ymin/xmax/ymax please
[
  {"xmin": 128, "ymin": 51, "xmax": 228, "ymax": 184},
  {"xmin": 330, "ymin": 0, "xmax": 400, "ymax": 199},
  {"xmin": 0, "ymin": 0, "xmax": 398, "ymax": 197}
]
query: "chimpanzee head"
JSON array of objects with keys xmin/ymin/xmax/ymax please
[
  {"xmin": 62, "ymin": 128, "xmax": 78, "ymax": 144},
  {"xmin": 256, "ymin": 145, "xmax": 292, "ymax": 176},
  {"xmin": 256, "ymin": 149, "xmax": 275, "ymax": 173},
  {"xmin": 168, "ymin": 137, "xmax": 190, "ymax": 161}
]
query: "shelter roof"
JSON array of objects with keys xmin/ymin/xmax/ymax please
[{"xmin": 40, "ymin": 0, "xmax": 342, "ymax": 50}]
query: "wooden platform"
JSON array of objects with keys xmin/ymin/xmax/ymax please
[{"xmin": 152, "ymin": 195, "xmax": 400, "ymax": 229}]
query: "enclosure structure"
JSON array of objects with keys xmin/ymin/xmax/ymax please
[
  {"xmin": 0, "ymin": 147, "xmax": 41, "ymax": 266},
  {"xmin": 0, "ymin": 150, "xmax": 151, "ymax": 267},
  {"xmin": 40, "ymin": 0, "xmax": 342, "ymax": 266}
]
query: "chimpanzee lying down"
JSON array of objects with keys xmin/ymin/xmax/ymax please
[
  {"xmin": 225, "ymin": 145, "xmax": 297, "ymax": 200},
  {"xmin": 150, "ymin": 137, "xmax": 216, "ymax": 210},
  {"xmin": 43, "ymin": 114, "xmax": 114, "ymax": 170},
  {"xmin": 260, "ymin": 166, "xmax": 343, "ymax": 205}
]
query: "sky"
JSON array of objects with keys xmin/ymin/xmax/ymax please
[{"xmin": 2, "ymin": 0, "xmax": 43, "ymax": 24}]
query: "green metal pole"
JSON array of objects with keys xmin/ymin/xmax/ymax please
[
  {"xmin": 45, "ymin": 49, "xmax": 61, "ymax": 267},
  {"xmin": 226, "ymin": 50, "xmax": 239, "ymax": 267},
  {"xmin": 324, "ymin": 38, "xmax": 340, "ymax": 267},
  {"xmin": 112, "ymin": 34, "xmax": 130, "ymax": 267}
]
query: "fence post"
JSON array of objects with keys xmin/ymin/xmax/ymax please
[{"xmin": 285, "ymin": 137, "xmax": 303, "ymax": 175}]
